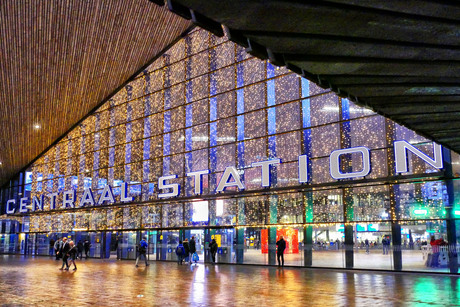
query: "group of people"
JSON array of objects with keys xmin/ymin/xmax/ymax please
[
  {"xmin": 53, "ymin": 237, "xmax": 92, "ymax": 271},
  {"xmin": 119, "ymin": 235, "xmax": 290, "ymax": 268},
  {"xmin": 382, "ymin": 237, "xmax": 391, "ymax": 255},
  {"xmin": 136, "ymin": 236, "xmax": 220, "ymax": 265},
  {"xmin": 175, "ymin": 237, "xmax": 201, "ymax": 265},
  {"xmin": 135, "ymin": 236, "xmax": 209, "ymax": 267},
  {"xmin": 53, "ymin": 237, "xmax": 78, "ymax": 270},
  {"xmin": 53, "ymin": 238, "xmax": 91, "ymax": 260}
]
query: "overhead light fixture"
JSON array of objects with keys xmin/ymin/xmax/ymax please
[
  {"xmin": 0, "ymin": 161, "xmax": 2, "ymax": 165},
  {"xmin": 34, "ymin": 124, "xmax": 40, "ymax": 129}
]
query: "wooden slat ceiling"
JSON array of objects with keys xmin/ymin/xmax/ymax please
[
  {"xmin": 0, "ymin": 0, "xmax": 192, "ymax": 186},
  {"xmin": 158, "ymin": 0, "xmax": 460, "ymax": 152}
]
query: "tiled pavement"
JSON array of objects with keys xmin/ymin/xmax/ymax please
[{"xmin": 0, "ymin": 255, "xmax": 459, "ymax": 306}]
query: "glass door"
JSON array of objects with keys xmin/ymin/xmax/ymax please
[
  {"xmin": 140, "ymin": 230, "xmax": 158, "ymax": 261},
  {"xmin": 106, "ymin": 232, "xmax": 118, "ymax": 259},
  {"xmin": 119, "ymin": 231, "xmax": 137, "ymax": 260},
  {"xmin": 214, "ymin": 228, "xmax": 235, "ymax": 264},
  {"xmin": 36, "ymin": 234, "xmax": 51, "ymax": 256},
  {"xmin": 0, "ymin": 234, "xmax": 5, "ymax": 254},
  {"xmin": 89, "ymin": 232, "xmax": 102, "ymax": 258},
  {"xmin": 159, "ymin": 230, "xmax": 180, "ymax": 261},
  {"xmin": 23, "ymin": 233, "xmax": 33, "ymax": 255}
]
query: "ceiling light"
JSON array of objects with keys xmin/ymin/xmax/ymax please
[{"xmin": 34, "ymin": 124, "xmax": 40, "ymax": 129}]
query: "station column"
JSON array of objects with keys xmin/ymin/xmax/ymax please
[{"xmin": 442, "ymin": 147, "xmax": 459, "ymax": 274}]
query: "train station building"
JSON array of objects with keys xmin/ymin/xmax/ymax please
[{"xmin": 1, "ymin": 26, "xmax": 459, "ymax": 274}]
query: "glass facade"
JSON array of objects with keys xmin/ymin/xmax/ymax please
[{"xmin": 1, "ymin": 28, "xmax": 459, "ymax": 273}]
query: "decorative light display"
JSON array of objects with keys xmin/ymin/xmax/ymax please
[{"xmin": 1, "ymin": 28, "xmax": 456, "ymax": 239}]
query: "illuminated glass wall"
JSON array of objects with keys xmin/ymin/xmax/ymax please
[{"xmin": 1, "ymin": 28, "xmax": 459, "ymax": 273}]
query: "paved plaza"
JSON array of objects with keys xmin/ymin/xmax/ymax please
[
  {"xmin": 238, "ymin": 248, "xmax": 453, "ymax": 273},
  {"xmin": 0, "ymin": 255, "xmax": 459, "ymax": 306}
]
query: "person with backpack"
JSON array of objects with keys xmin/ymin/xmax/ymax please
[
  {"xmin": 135, "ymin": 237, "xmax": 149, "ymax": 267},
  {"xmin": 176, "ymin": 241, "xmax": 185, "ymax": 265}
]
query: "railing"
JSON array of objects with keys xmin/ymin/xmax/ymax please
[{"xmin": 422, "ymin": 245, "xmax": 460, "ymax": 267}]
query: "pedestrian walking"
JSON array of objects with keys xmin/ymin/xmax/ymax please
[
  {"xmin": 276, "ymin": 235, "xmax": 286, "ymax": 267},
  {"xmin": 58, "ymin": 237, "xmax": 71, "ymax": 270},
  {"xmin": 68, "ymin": 241, "xmax": 78, "ymax": 271},
  {"xmin": 135, "ymin": 237, "xmax": 149, "ymax": 267},
  {"xmin": 210, "ymin": 239, "xmax": 218, "ymax": 264},
  {"xmin": 365, "ymin": 239, "xmax": 370, "ymax": 254},
  {"xmin": 84, "ymin": 240, "xmax": 91, "ymax": 259},
  {"xmin": 183, "ymin": 239, "xmax": 190, "ymax": 263},
  {"xmin": 189, "ymin": 236, "xmax": 197, "ymax": 264},
  {"xmin": 175, "ymin": 241, "xmax": 185, "ymax": 265},
  {"xmin": 77, "ymin": 240, "xmax": 84, "ymax": 259},
  {"xmin": 53, "ymin": 238, "xmax": 62, "ymax": 260}
]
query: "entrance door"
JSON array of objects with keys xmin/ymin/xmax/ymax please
[
  {"xmin": 19, "ymin": 233, "xmax": 26, "ymax": 255},
  {"xmin": 0, "ymin": 234, "xmax": 5, "ymax": 253},
  {"xmin": 159, "ymin": 230, "xmax": 180, "ymax": 261},
  {"xmin": 139, "ymin": 230, "xmax": 158, "ymax": 261},
  {"xmin": 118, "ymin": 231, "xmax": 137, "ymax": 260},
  {"xmin": 36, "ymin": 234, "xmax": 51, "ymax": 256},
  {"xmin": 89, "ymin": 232, "xmax": 102, "ymax": 258},
  {"xmin": 102, "ymin": 232, "xmax": 119, "ymax": 259},
  {"xmin": 213, "ymin": 228, "xmax": 235, "ymax": 264}
]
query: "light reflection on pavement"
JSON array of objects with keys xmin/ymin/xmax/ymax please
[{"xmin": 0, "ymin": 255, "xmax": 459, "ymax": 306}]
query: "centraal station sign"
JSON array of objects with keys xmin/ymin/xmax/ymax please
[{"xmin": 4, "ymin": 141, "xmax": 443, "ymax": 215}]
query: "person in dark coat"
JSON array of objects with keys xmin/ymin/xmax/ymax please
[
  {"xmin": 77, "ymin": 240, "xmax": 84, "ymax": 259},
  {"xmin": 210, "ymin": 239, "xmax": 218, "ymax": 264},
  {"xmin": 58, "ymin": 237, "xmax": 71, "ymax": 270},
  {"xmin": 68, "ymin": 241, "xmax": 78, "ymax": 270},
  {"xmin": 49, "ymin": 239, "xmax": 55, "ymax": 256},
  {"xmin": 189, "ymin": 236, "xmax": 197, "ymax": 264},
  {"xmin": 84, "ymin": 240, "xmax": 91, "ymax": 259},
  {"xmin": 183, "ymin": 239, "xmax": 190, "ymax": 263},
  {"xmin": 276, "ymin": 236, "xmax": 286, "ymax": 267}
]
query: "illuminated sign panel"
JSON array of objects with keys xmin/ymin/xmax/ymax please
[{"xmin": 3, "ymin": 141, "xmax": 443, "ymax": 215}]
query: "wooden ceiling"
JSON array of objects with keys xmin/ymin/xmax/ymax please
[
  {"xmin": 0, "ymin": 0, "xmax": 192, "ymax": 186},
  {"xmin": 159, "ymin": 0, "xmax": 460, "ymax": 153}
]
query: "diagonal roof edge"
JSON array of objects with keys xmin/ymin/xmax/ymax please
[{"xmin": 1, "ymin": 25, "xmax": 196, "ymax": 189}]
